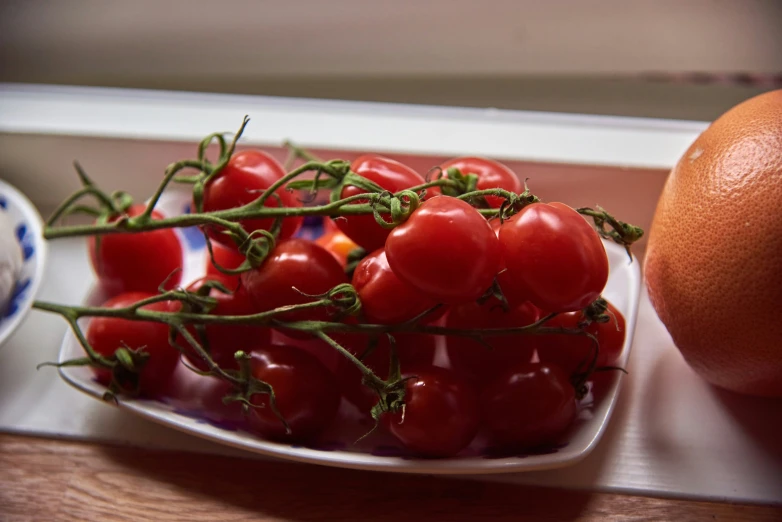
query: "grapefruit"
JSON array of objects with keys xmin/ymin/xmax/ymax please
[{"xmin": 645, "ymin": 89, "xmax": 782, "ymax": 398}]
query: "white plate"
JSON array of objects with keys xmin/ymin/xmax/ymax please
[
  {"xmin": 0, "ymin": 179, "xmax": 47, "ymax": 347},
  {"xmin": 57, "ymin": 190, "xmax": 641, "ymax": 474}
]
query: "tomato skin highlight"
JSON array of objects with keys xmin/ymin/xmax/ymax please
[
  {"xmin": 334, "ymin": 155, "xmax": 426, "ymax": 252},
  {"xmin": 240, "ymin": 239, "xmax": 348, "ymax": 338},
  {"xmin": 86, "ymin": 291, "xmax": 180, "ymax": 396},
  {"xmin": 384, "ymin": 366, "xmax": 480, "ymax": 458},
  {"xmin": 89, "ymin": 205, "xmax": 183, "ymax": 296},
  {"xmin": 537, "ymin": 300, "xmax": 626, "ymax": 377},
  {"xmin": 246, "ymin": 345, "xmax": 340, "ymax": 442},
  {"xmin": 440, "ymin": 157, "xmax": 522, "ymax": 208},
  {"xmin": 201, "ymin": 150, "xmax": 302, "ymax": 248},
  {"xmin": 445, "ymin": 298, "xmax": 539, "ymax": 388},
  {"xmin": 498, "ymin": 202, "xmax": 608, "ymax": 312},
  {"xmin": 481, "ymin": 363, "xmax": 577, "ymax": 451},
  {"xmin": 352, "ymin": 249, "xmax": 437, "ymax": 325},
  {"xmin": 385, "ymin": 196, "xmax": 502, "ymax": 305},
  {"xmin": 178, "ymin": 273, "xmax": 270, "ymax": 372}
]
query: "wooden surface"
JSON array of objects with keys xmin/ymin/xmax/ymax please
[{"xmin": 0, "ymin": 434, "xmax": 780, "ymax": 521}]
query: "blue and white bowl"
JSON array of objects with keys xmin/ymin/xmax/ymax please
[{"xmin": 0, "ymin": 179, "xmax": 47, "ymax": 347}]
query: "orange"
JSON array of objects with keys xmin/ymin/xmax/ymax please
[{"xmin": 645, "ymin": 89, "xmax": 782, "ymax": 397}]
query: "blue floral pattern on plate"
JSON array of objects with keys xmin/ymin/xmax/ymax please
[{"xmin": 0, "ymin": 179, "xmax": 46, "ymax": 346}]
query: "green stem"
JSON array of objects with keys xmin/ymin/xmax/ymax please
[
  {"xmin": 315, "ymin": 332, "xmax": 384, "ymax": 388},
  {"xmin": 140, "ymin": 159, "xmax": 209, "ymax": 220},
  {"xmin": 172, "ymin": 324, "xmax": 240, "ymax": 385}
]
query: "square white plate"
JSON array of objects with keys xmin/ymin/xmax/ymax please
[{"xmin": 56, "ymin": 188, "xmax": 641, "ymax": 474}]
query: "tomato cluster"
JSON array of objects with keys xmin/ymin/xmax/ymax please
[{"xmin": 85, "ymin": 150, "xmax": 626, "ymax": 457}]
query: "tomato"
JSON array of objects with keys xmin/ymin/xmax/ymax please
[
  {"xmin": 336, "ymin": 333, "xmax": 437, "ymax": 414},
  {"xmin": 334, "ymin": 155, "xmax": 426, "ymax": 252},
  {"xmin": 498, "ymin": 202, "xmax": 608, "ymax": 312},
  {"xmin": 445, "ymin": 298, "xmax": 539, "ymax": 388},
  {"xmin": 205, "ymin": 241, "xmax": 247, "ymax": 286},
  {"xmin": 177, "ymin": 273, "xmax": 270, "ymax": 372},
  {"xmin": 384, "ymin": 366, "xmax": 479, "ymax": 457},
  {"xmin": 385, "ymin": 196, "xmax": 502, "ymax": 304},
  {"xmin": 201, "ymin": 150, "xmax": 302, "ymax": 248},
  {"xmin": 481, "ymin": 363, "xmax": 576, "ymax": 451},
  {"xmin": 537, "ymin": 300, "xmax": 626, "ymax": 377},
  {"xmin": 440, "ymin": 157, "xmax": 522, "ymax": 208},
  {"xmin": 89, "ymin": 204, "xmax": 183, "ymax": 295},
  {"xmin": 352, "ymin": 249, "xmax": 437, "ymax": 324},
  {"xmin": 85, "ymin": 291, "xmax": 179, "ymax": 396},
  {"xmin": 271, "ymin": 330, "xmax": 343, "ymax": 374},
  {"xmin": 162, "ymin": 362, "xmax": 246, "ymax": 425},
  {"xmin": 315, "ymin": 218, "xmax": 359, "ymax": 267},
  {"xmin": 246, "ymin": 345, "xmax": 340, "ymax": 442},
  {"xmin": 240, "ymin": 239, "xmax": 348, "ymax": 338}
]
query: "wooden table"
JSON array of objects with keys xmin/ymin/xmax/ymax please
[{"xmin": 1, "ymin": 434, "xmax": 780, "ymax": 521}]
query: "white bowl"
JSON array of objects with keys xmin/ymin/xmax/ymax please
[
  {"xmin": 57, "ymin": 189, "xmax": 641, "ymax": 474},
  {"xmin": 0, "ymin": 179, "xmax": 47, "ymax": 347}
]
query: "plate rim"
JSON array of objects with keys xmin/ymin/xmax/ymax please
[
  {"xmin": 56, "ymin": 239, "xmax": 641, "ymax": 475},
  {"xmin": 0, "ymin": 178, "xmax": 48, "ymax": 347}
]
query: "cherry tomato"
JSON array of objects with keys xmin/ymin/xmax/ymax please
[
  {"xmin": 205, "ymin": 241, "xmax": 247, "ymax": 286},
  {"xmin": 445, "ymin": 298, "xmax": 539, "ymax": 387},
  {"xmin": 498, "ymin": 202, "xmax": 608, "ymax": 312},
  {"xmin": 440, "ymin": 157, "xmax": 522, "ymax": 208},
  {"xmin": 241, "ymin": 239, "xmax": 348, "ymax": 338},
  {"xmin": 537, "ymin": 300, "xmax": 626, "ymax": 377},
  {"xmin": 481, "ymin": 363, "xmax": 577, "ymax": 451},
  {"xmin": 352, "ymin": 249, "xmax": 437, "ymax": 324},
  {"xmin": 384, "ymin": 366, "xmax": 479, "ymax": 457},
  {"xmin": 201, "ymin": 150, "xmax": 302, "ymax": 248},
  {"xmin": 315, "ymin": 218, "xmax": 359, "ymax": 268},
  {"xmin": 178, "ymin": 273, "xmax": 270, "ymax": 372},
  {"xmin": 162, "ymin": 362, "xmax": 245, "ymax": 425},
  {"xmin": 246, "ymin": 345, "xmax": 340, "ymax": 442},
  {"xmin": 86, "ymin": 291, "xmax": 179, "ymax": 396},
  {"xmin": 385, "ymin": 196, "xmax": 502, "ymax": 304},
  {"xmin": 336, "ymin": 333, "xmax": 437, "ymax": 414},
  {"xmin": 334, "ymin": 155, "xmax": 426, "ymax": 252},
  {"xmin": 88, "ymin": 204, "xmax": 183, "ymax": 295},
  {"xmin": 271, "ymin": 330, "xmax": 343, "ymax": 375}
]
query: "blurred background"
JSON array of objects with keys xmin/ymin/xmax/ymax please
[{"xmin": 1, "ymin": 0, "xmax": 781, "ymax": 121}]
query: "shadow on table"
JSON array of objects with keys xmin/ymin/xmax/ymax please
[
  {"xmin": 711, "ymin": 386, "xmax": 782, "ymax": 461},
  {"xmin": 97, "ymin": 444, "xmax": 595, "ymax": 521}
]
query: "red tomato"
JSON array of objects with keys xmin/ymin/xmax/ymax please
[
  {"xmin": 336, "ymin": 333, "xmax": 437, "ymax": 414},
  {"xmin": 201, "ymin": 150, "xmax": 302, "ymax": 248},
  {"xmin": 178, "ymin": 273, "xmax": 270, "ymax": 372},
  {"xmin": 86, "ymin": 291, "xmax": 179, "ymax": 396},
  {"xmin": 445, "ymin": 298, "xmax": 539, "ymax": 388},
  {"xmin": 537, "ymin": 300, "xmax": 626, "ymax": 377},
  {"xmin": 352, "ymin": 249, "xmax": 437, "ymax": 324},
  {"xmin": 205, "ymin": 241, "xmax": 247, "ymax": 286},
  {"xmin": 246, "ymin": 345, "xmax": 340, "ymax": 442},
  {"xmin": 385, "ymin": 196, "xmax": 502, "ymax": 304},
  {"xmin": 271, "ymin": 330, "xmax": 343, "ymax": 375},
  {"xmin": 240, "ymin": 239, "xmax": 348, "ymax": 338},
  {"xmin": 89, "ymin": 204, "xmax": 183, "ymax": 295},
  {"xmin": 334, "ymin": 155, "xmax": 426, "ymax": 252},
  {"xmin": 315, "ymin": 218, "xmax": 359, "ymax": 268},
  {"xmin": 498, "ymin": 202, "xmax": 608, "ymax": 312},
  {"xmin": 384, "ymin": 366, "xmax": 479, "ymax": 457},
  {"xmin": 481, "ymin": 363, "xmax": 576, "ymax": 451},
  {"xmin": 162, "ymin": 362, "xmax": 245, "ymax": 425},
  {"xmin": 440, "ymin": 157, "xmax": 522, "ymax": 208}
]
